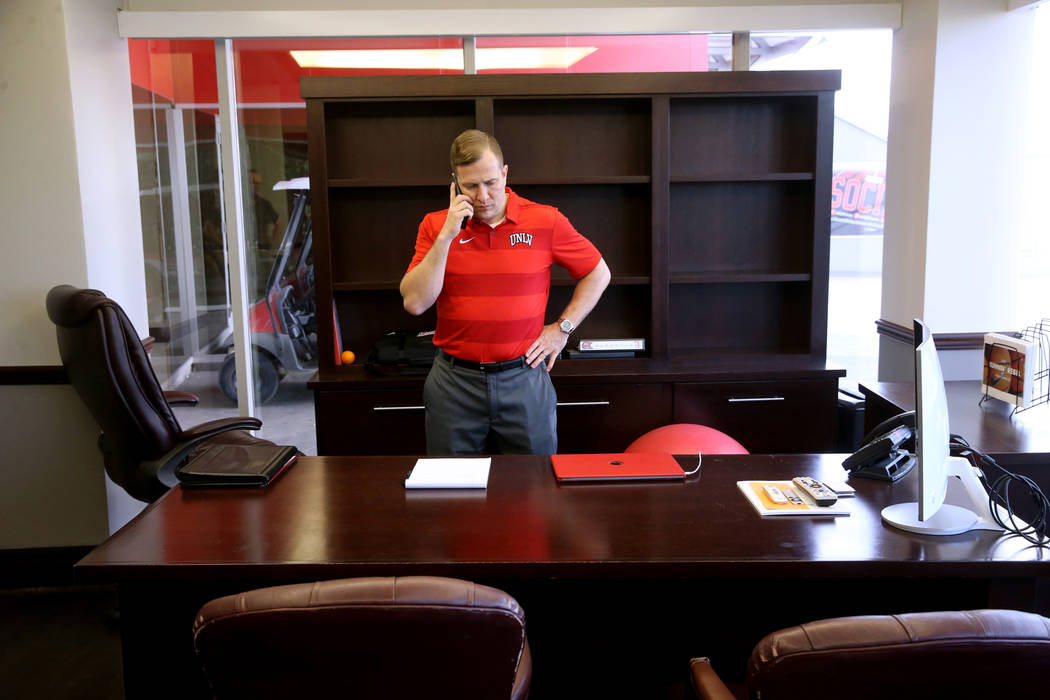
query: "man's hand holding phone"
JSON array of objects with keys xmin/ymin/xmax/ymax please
[{"xmin": 447, "ymin": 177, "xmax": 472, "ymax": 232}]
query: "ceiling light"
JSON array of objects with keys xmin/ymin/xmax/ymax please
[
  {"xmin": 290, "ymin": 46, "xmax": 597, "ymax": 71},
  {"xmin": 476, "ymin": 47, "xmax": 597, "ymax": 70},
  {"xmin": 291, "ymin": 49, "xmax": 462, "ymax": 71}
]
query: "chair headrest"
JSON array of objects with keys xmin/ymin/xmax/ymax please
[
  {"xmin": 748, "ymin": 609, "xmax": 1050, "ymax": 699},
  {"xmin": 46, "ymin": 285, "xmax": 112, "ymax": 328},
  {"xmin": 193, "ymin": 576, "xmax": 531, "ymax": 700}
]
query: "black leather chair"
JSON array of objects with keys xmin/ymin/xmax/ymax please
[
  {"xmin": 690, "ymin": 609, "xmax": 1050, "ymax": 700},
  {"xmin": 46, "ymin": 284, "xmax": 274, "ymax": 502},
  {"xmin": 193, "ymin": 575, "xmax": 531, "ymax": 700}
]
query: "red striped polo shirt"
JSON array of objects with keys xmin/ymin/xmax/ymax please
[{"xmin": 407, "ymin": 188, "xmax": 602, "ymax": 362}]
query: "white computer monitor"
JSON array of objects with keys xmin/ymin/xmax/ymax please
[{"xmin": 881, "ymin": 320, "xmax": 1004, "ymax": 536}]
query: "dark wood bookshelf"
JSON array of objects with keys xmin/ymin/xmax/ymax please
[
  {"xmin": 670, "ymin": 272, "xmax": 813, "ymax": 284},
  {"xmin": 669, "ymin": 173, "xmax": 814, "ymax": 182},
  {"xmin": 303, "ymin": 71, "xmax": 844, "ymax": 456}
]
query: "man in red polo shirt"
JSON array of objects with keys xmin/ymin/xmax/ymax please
[{"xmin": 401, "ymin": 129, "xmax": 610, "ymax": 455}]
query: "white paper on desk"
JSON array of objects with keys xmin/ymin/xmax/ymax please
[{"xmin": 405, "ymin": 458, "xmax": 491, "ymax": 489}]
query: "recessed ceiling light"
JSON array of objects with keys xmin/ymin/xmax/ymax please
[{"xmin": 290, "ymin": 46, "xmax": 597, "ymax": 71}]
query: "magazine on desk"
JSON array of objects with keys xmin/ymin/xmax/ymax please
[
  {"xmin": 737, "ymin": 480, "xmax": 851, "ymax": 517},
  {"xmin": 982, "ymin": 332, "xmax": 1035, "ymax": 408}
]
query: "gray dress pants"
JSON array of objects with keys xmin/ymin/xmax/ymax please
[{"xmin": 423, "ymin": 351, "xmax": 558, "ymax": 455}]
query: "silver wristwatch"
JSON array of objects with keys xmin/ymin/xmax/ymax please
[{"xmin": 558, "ymin": 317, "xmax": 575, "ymax": 334}]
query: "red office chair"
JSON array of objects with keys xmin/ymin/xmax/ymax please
[
  {"xmin": 690, "ymin": 609, "xmax": 1050, "ymax": 700},
  {"xmin": 193, "ymin": 575, "xmax": 531, "ymax": 700},
  {"xmin": 626, "ymin": 423, "xmax": 749, "ymax": 455}
]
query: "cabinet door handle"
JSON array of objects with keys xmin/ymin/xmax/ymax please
[
  {"xmin": 556, "ymin": 401, "xmax": 611, "ymax": 407},
  {"xmin": 727, "ymin": 396, "xmax": 785, "ymax": 403},
  {"xmin": 373, "ymin": 405, "xmax": 425, "ymax": 412}
]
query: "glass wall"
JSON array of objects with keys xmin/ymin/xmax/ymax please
[
  {"xmin": 130, "ymin": 38, "xmax": 301, "ymax": 447},
  {"xmin": 131, "ymin": 41, "xmax": 230, "ymax": 391},
  {"xmin": 474, "ymin": 34, "xmax": 716, "ymax": 72},
  {"xmin": 129, "ymin": 31, "xmax": 895, "ymax": 453},
  {"xmin": 128, "ymin": 37, "xmax": 466, "ymax": 455}
]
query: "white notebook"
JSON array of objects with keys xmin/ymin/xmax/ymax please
[{"xmin": 405, "ymin": 458, "xmax": 491, "ymax": 489}]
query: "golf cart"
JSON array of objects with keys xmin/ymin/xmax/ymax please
[{"xmin": 219, "ymin": 177, "xmax": 317, "ymax": 403}]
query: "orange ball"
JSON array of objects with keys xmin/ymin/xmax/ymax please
[{"xmin": 341, "ymin": 350, "xmax": 356, "ymax": 365}]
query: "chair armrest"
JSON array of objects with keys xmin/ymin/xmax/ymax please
[
  {"xmin": 689, "ymin": 658, "xmax": 738, "ymax": 700},
  {"xmin": 180, "ymin": 416, "xmax": 263, "ymax": 441},
  {"xmin": 142, "ymin": 417, "xmax": 267, "ymax": 492},
  {"xmin": 164, "ymin": 390, "xmax": 200, "ymax": 407}
]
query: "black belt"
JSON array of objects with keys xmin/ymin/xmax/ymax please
[{"xmin": 440, "ymin": 350, "xmax": 526, "ymax": 373}]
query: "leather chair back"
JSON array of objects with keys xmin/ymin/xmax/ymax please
[
  {"xmin": 46, "ymin": 285, "xmax": 181, "ymax": 499},
  {"xmin": 746, "ymin": 609, "xmax": 1050, "ymax": 699},
  {"xmin": 193, "ymin": 576, "xmax": 531, "ymax": 700}
]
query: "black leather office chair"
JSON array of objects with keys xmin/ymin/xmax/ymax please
[
  {"xmin": 690, "ymin": 609, "xmax": 1050, "ymax": 700},
  {"xmin": 193, "ymin": 575, "xmax": 532, "ymax": 700},
  {"xmin": 46, "ymin": 284, "xmax": 275, "ymax": 502}
]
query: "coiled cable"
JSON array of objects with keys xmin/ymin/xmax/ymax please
[{"xmin": 949, "ymin": 434, "xmax": 1049, "ymax": 544}]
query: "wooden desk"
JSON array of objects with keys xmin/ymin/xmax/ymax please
[
  {"xmin": 860, "ymin": 380, "xmax": 1050, "ymax": 454},
  {"xmin": 79, "ymin": 454, "xmax": 1050, "ymax": 698}
]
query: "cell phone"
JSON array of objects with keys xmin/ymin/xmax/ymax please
[{"xmin": 452, "ymin": 174, "xmax": 468, "ymax": 229}]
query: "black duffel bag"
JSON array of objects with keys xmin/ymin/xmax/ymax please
[{"xmin": 364, "ymin": 330, "xmax": 437, "ymax": 375}]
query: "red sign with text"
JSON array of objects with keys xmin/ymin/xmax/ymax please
[{"xmin": 831, "ymin": 169, "xmax": 885, "ymax": 228}]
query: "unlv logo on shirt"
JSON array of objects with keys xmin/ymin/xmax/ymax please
[{"xmin": 509, "ymin": 232, "xmax": 533, "ymax": 247}]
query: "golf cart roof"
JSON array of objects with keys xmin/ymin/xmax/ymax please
[{"xmin": 273, "ymin": 177, "xmax": 309, "ymax": 191}]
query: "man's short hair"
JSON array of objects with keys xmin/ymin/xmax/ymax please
[{"xmin": 450, "ymin": 129, "xmax": 504, "ymax": 170}]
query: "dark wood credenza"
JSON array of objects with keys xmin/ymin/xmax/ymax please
[
  {"xmin": 302, "ymin": 71, "xmax": 845, "ymax": 455},
  {"xmin": 861, "ymin": 380, "xmax": 1050, "ymax": 455}
]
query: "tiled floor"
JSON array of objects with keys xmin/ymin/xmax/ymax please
[
  {"xmin": 171, "ymin": 364, "xmax": 318, "ymax": 456},
  {"xmin": 0, "ymin": 585, "xmax": 123, "ymax": 700}
]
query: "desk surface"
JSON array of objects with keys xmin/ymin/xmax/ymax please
[
  {"xmin": 78, "ymin": 454, "xmax": 1049, "ymax": 583},
  {"xmin": 860, "ymin": 380, "xmax": 1050, "ymax": 454}
]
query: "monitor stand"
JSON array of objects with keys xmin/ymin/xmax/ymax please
[{"xmin": 881, "ymin": 456, "xmax": 1005, "ymax": 536}]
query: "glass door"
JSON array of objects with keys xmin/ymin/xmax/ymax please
[{"xmin": 134, "ymin": 88, "xmax": 232, "ymax": 388}]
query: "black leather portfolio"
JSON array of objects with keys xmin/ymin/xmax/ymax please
[{"xmin": 177, "ymin": 444, "xmax": 298, "ymax": 488}]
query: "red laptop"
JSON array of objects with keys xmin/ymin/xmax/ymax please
[{"xmin": 551, "ymin": 453, "xmax": 686, "ymax": 482}]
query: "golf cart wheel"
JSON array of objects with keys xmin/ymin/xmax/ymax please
[{"xmin": 219, "ymin": 352, "xmax": 280, "ymax": 404}]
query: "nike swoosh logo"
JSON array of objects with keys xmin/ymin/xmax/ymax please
[{"xmin": 458, "ymin": 236, "xmax": 477, "ymax": 244}]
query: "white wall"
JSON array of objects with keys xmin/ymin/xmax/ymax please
[
  {"xmin": 0, "ymin": 0, "xmax": 147, "ymax": 548},
  {"xmin": 923, "ymin": 1, "xmax": 1032, "ymax": 333},
  {"xmin": 1, "ymin": 0, "xmax": 146, "ymax": 363},
  {"xmin": 66, "ymin": 0, "xmax": 149, "ymax": 323},
  {"xmin": 880, "ymin": 0, "xmax": 937, "ymax": 339},
  {"xmin": 1, "ymin": 0, "xmax": 88, "ymax": 366},
  {"xmin": 0, "ymin": 386, "xmax": 109, "ymax": 548},
  {"xmin": 880, "ymin": 0, "xmax": 1036, "ymax": 380},
  {"xmin": 124, "ymin": 0, "xmax": 897, "ymax": 6}
]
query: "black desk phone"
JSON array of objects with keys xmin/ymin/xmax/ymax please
[{"xmin": 842, "ymin": 411, "xmax": 916, "ymax": 481}]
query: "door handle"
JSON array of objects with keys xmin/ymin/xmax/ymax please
[
  {"xmin": 373, "ymin": 405, "xmax": 425, "ymax": 411},
  {"xmin": 556, "ymin": 401, "xmax": 611, "ymax": 407},
  {"xmin": 727, "ymin": 396, "xmax": 785, "ymax": 403}
]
